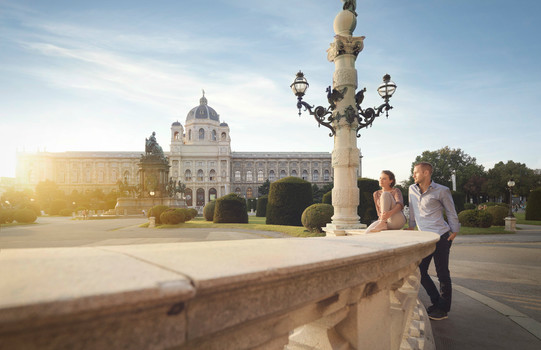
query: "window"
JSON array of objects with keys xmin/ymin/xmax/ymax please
[
  {"xmin": 221, "ymin": 132, "xmax": 227, "ymax": 140},
  {"xmin": 235, "ymin": 187, "xmax": 242, "ymax": 196},
  {"xmin": 280, "ymin": 170, "xmax": 286, "ymax": 179},
  {"xmin": 313, "ymin": 170, "xmax": 319, "ymax": 181},
  {"xmin": 246, "ymin": 171, "xmax": 253, "ymax": 182},
  {"xmin": 235, "ymin": 170, "xmax": 241, "ymax": 181},
  {"xmin": 291, "ymin": 170, "xmax": 298, "ymax": 177},
  {"xmin": 189, "ymin": 129, "xmax": 192, "ymax": 140},
  {"xmin": 199, "ymin": 128, "xmax": 205, "ymax": 140},
  {"xmin": 324, "ymin": 170, "xmax": 330, "ymax": 181},
  {"xmin": 174, "ymin": 131, "xmax": 180, "ymax": 140},
  {"xmin": 269, "ymin": 170, "xmax": 275, "ymax": 181},
  {"xmin": 123, "ymin": 170, "xmax": 130, "ymax": 183},
  {"xmin": 257, "ymin": 170, "xmax": 264, "ymax": 182},
  {"xmin": 98, "ymin": 171, "xmax": 104, "ymax": 183},
  {"xmin": 209, "ymin": 188, "xmax": 217, "ymax": 201},
  {"xmin": 302, "ymin": 170, "xmax": 308, "ymax": 180},
  {"xmin": 247, "ymin": 187, "xmax": 253, "ymax": 199},
  {"xmin": 185, "ymin": 169, "xmax": 192, "ymax": 181},
  {"xmin": 196, "ymin": 188, "xmax": 205, "ymax": 206},
  {"xmin": 212, "ymin": 130, "xmax": 217, "ymax": 141},
  {"xmin": 209, "ymin": 169, "xmax": 216, "ymax": 181},
  {"xmin": 197, "ymin": 169, "xmax": 204, "ymax": 181},
  {"xmin": 185, "ymin": 188, "xmax": 193, "ymax": 206}
]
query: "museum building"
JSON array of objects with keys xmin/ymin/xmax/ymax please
[{"xmin": 16, "ymin": 94, "xmax": 363, "ymax": 208}]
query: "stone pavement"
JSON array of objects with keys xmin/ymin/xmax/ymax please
[{"xmin": 420, "ymin": 224, "xmax": 541, "ymax": 350}]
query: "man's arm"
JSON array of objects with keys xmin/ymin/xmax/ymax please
[
  {"xmin": 441, "ymin": 187, "xmax": 460, "ymax": 240},
  {"xmin": 407, "ymin": 187, "xmax": 416, "ymax": 230}
]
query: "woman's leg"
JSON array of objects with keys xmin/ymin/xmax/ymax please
[{"xmin": 381, "ymin": 192, "xmax": 405, "ymax": 230}]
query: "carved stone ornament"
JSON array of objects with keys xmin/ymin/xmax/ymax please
[
  {"xmin": 333, "ymin": 68, "xmax": 358, "ymax": 89},
  {"xmin": 332, "ymin": 187, "xmax": 360, "ymax": 206},
  {"xmin": 327, "ymin": 35, "xmax": 365, "ymax": 62}
]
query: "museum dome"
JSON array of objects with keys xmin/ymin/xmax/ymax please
[
  {"xmin": 171, "ymin": 120, "xmax": 181, "ymax": 126},
  {"xmin": 186, "ymin": 92, "xmax": 220, "ymax": 123}
]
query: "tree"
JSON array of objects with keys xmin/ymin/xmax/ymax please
[
  {"xmin": 35, "ymin": 180, "xmax": 64, "ymax": 210},
  {"xmin": 406, "ymin": 147, "xmax": 485, "ymax": 194},
  {"xmin": 462, "ymin": 174, "xmax": 488, "ymax": 204},
  {"xmin": 258, "ymin": 179, "xmax": 271, "ymax": 196},
  {"xmin": 312, "ymin": 183, "xmax": 333, "ymax": 203},
  {"xmin": 486, "ymin": 161, "xmax": 539, "ymax": 202}
]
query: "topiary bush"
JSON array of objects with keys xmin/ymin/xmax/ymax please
[
  {"xmin": 322, "ymin": 191, "xmax": 332, "ymax": 205},
  {"xmin": 458, "ymin": 209, "xmax": 478, "ymax": 227},
  {"xmin": 266, "ymin": 177, "xmax": 312, "ymax": 226},
  {"xmin": 148, "ymin": 205, "xmax": 169, "ymax": 225},
  {"xmin": 203, "ymin": 201, "xmax": 216, "ymax": 221},
  {"xmin": 59, "ymin": 209, "xmax": 73, "ymax": 217},
  {"xmin": 485, "ymin": 206, "xmax": 508, "ymax": 226},
  {"xmin": 14, "ymin": 208, "xmax": 37, "ymax": 223},
  {"xmin": 186, "ymin": 208, "xmax": 198, "ymax": 221},
  {"xmin": 256, "ymin": 195, "xmax": 268, "ymax": 217},
  {"xmin": 357, "ymin": 178, "xmax": 380, "ymax": 224},
  {"xmin": 214, "ymin": 193, "xmax": 248, "ymax": 223},
  {"xmin": 526, "ymin": 189, "xmax": 541, "ymax": 220},
  {"xmin": 0, "ymin": 208, "xmax": 15, "ymax": 224},
  {"xmin": 301, "ymin": 203, "xmax": 334, "ymax": 233},
  {"xmin": 160, "ymin": 208, "xmax": 186, "ymax": 225},
  {"xmin": 477, "ymin": 211, "xmax": 493, "ymax": 228}
]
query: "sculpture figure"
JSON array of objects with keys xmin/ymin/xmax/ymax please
[
  {"xmin": 342, "ymin": 0, "xmax": 357, "ymax": 16},
  {"xmin": 145, "ymin": 131, "xmax": 164, "ymax": 157}
]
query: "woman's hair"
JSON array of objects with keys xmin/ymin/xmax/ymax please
[{"xmin": 381, "ymin": 170, "xmax": 396, "ymax": 187}]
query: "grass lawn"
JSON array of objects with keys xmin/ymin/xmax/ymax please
[
  {"xmin": 147, "ymin": 216, "xmax": 324, "ymax": 237},
  {"xmin": 515, "ymin": 212, "xmax": 541, "ymax": 225}
]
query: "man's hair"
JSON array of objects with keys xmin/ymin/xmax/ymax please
[{"xmin": 414, "ymin": 162, "xmax": 433, "ymax": 174}]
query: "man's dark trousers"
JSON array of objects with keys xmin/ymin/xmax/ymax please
[{"xmin": 419, "ymin": 232, "xmax": 452, "ymax": 312}]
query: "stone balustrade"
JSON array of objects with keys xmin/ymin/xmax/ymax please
[{"xmin": 0, "ymin": 230, "xmax": 438, "ymax": 350}]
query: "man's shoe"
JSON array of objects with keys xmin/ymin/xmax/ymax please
[
  {"xmin": 426, "ymin": 304, "xmax": 437, "ymax": 314},
  {"xmin": 428, "ymin": 309, "xmax": 448, "ymax": 320}
]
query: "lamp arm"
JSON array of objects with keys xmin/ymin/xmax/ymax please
[
  {"xmin": 355, "ymin": 102, "xmax": 393, "ymax": 137},
  {"xmin": 297, "ymin": 99, "xmax": 336, "ymax": 137}
]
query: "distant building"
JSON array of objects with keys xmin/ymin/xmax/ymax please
[{"xmin": 16, "ymin": 93, "xmax": 363, "ymax": 208}]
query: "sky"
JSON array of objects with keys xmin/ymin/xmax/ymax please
[{"xmin": 1, "ymin": 0, "xmax": 540, "ymax": 184}]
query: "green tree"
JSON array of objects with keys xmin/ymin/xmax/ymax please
[
  {"xmin": 258, "ymin": 179, "xmax": 271, "ymax": 196},
  {"xmin": 312, "ymin": 183, "xmax": 333, "ymax": 203},
  {"xmin": 486, "ymin": 161, "xmax": 539, "ymax": 202}
]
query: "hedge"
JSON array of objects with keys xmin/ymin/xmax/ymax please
[
  {"xmin": 266, "ymin": 177, "xmax": 312, "ymax": 226},
  {"xmin": 148, "ymin": 205, "xmax": 169, "ymax": 225},
  {"xmin": 14, "ymin": 208, "xmax": 37, "ymax": 223},
  {"xmin": 256, "ymin": 195, "xmax": 268, "ymax": 217},
  {"xmin": 526, "ymin": 189, "xmax": 541, "ymax": 220},
  {"xmin": 485, "ymin": 206, "xmax": 508, "ymax": 226},
  {"xmin": 301, "ymin": 204, "xmax": 334, "ymax": 233},
  {"xmin": 203, "ymin": 201, "xmax": 216, "ymax": 221},
  {"xmin": 0, "ymin": 208, "xmax": 15, "ymax": 224},
  {"xmin": 322, "ymin": 191, "xmax": 332, "ymax": 205},
  {"xmin": 214, "ymin": 193, "xmax": 248, "ymax": 223},
  {"xmin": 160, "ymin": 208, "xmax": 186, "ymax": 225},
  {"xmin": 357, "ymin": 178, "xmax": 379, "ymax": 224}
]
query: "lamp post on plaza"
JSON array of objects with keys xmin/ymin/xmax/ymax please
[
  {"xmin": 507, "ymin": 179, "xmax": 515, "ymax": 218},
  {"xmin": 291, "ymin": 0, "xmax": 396, "ymax": 236}
]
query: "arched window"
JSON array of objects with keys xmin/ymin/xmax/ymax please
[
  {"xmin": 302, "ymin": 170, "xmax": 308, "ymax": 180},
  {"xmin": 221, "ymin": 132, "xmax": 227, "ymax": 140},
  {"xmin": 188, "ymin": 129, "xmax": 192, "ymax": 140},
  {"xmin": 246, "ymin": 171, "xmax": 253, "ymax": 182},
  {"xmin": 235, "ymin": 187, "xmax": 242, "ymax": 196},
  {"xmin": 174, "ymin": 131, "xmax": 180, "ymax": 140},
  {"xmin": 185, "ymin": 188, "xmax": 193, "ymax": 206},
  {"xmin": 280, "ymin": 170, "xmax": 286, "ymax": 179},
  {"xmin": 212, "ymin": 130, "xmax": 217, "ymax": 141},
  {"xmin": 269, "ymin": 170, "xmax": 275, "ymax": 181},
  {"xmin": 123, "ymin": 170, "xmax": 130, "ymax": 183},
  {"xmin": 185, "ymin": 169, "xmax": 192, "ymax": 181},
  {"xmin": 197, "ymin": 169, "xmax": 204, "ymax": 181},
  {"xmin": 291, "ymin": 169, "xmax": 298, "ymax": 177},
  {"xmin": 324, "ymin": 170, "xmax": 330, "ymax": 181},
  {"xmin": 313, "ymin": 170, "xmax": 319, "ymax": 181},
  {"xmin": 209, "ymin": 188, "xmax": 217, "ymax": 201},
  {"xmin": 257, "ymin": 170, "xmax": 264, "ymax": 182},
  {"xmin": 209, "ymin": 169, "xmax": 216, "ymax": 181},
  {"xmin": 247, "ymin": 187, "xmax": 253, "ymax": 199},
  {"xmin": 196, "ymin": 188, "xmax": 205, "ymax": 206},
  {"xmin": 235, "ymin": 170, "xmax": 241, "ymax": 181},
  {"xmin": 199, "ymin": 128, "xmax": 205, "ymax": 140}
]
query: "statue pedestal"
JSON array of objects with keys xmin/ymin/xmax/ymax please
[{"xmin": 505, "ymin": 217, "xmax": 517, "ymax": 232}]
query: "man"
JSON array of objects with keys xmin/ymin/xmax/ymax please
[{"xmin": 408, "ymin": 162, "xmax": 460, "ymax": 320}]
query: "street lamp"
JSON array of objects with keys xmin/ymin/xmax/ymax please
[
  {"xmin": 507, "ymin": 179, "xmax": 515, "ymax": 218},
  {"xmin": 289, "ymin": 1, "xmax": 397, "ymax": 235}
]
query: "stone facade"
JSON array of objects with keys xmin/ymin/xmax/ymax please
[{"xmin": 16, "ymin": 93, "xmax": 363, "ymax": 208}]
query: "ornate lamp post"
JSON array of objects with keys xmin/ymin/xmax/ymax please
[
  {"xmin": 507, "ymin": 179, "xmax": 515, "ymax": 218},
  {"xmin": 291, "ymin": 0, "xmax": 397, "ymax": 235}
]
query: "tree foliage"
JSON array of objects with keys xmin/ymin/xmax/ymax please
[
  {"xmin": 486, "ymin": 161, "xmax": 539, "ymax": 201},
  {"xmin": 258, "ymin": 179, "xmax": 271, "ymax": 196}
]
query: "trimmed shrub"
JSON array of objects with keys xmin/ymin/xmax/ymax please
[
  {"xmin": 322, "ymin": 190, "xmax": 332, "ymax": 205},
  {"xmin": 214, "ymin": 193, "xmax": 248, "ymax": 223},
  {"xmin": 266, "ymin": 177, "xmax": 312, "ymax": 226},
  {"xmin": 464, "ymin": 203, "xmax": 476, "ymax": 210},
  {"xmin": 203, "ymin": 201, "xmax": 216, "ymax": 221},
  {"xmin": 485, "ymin": 206, "xmax": 508, "ymax": 226},
  {"xmin": 49, "ymin": 199, "xmax": 68, "ymax": 215},
  {"xmin": 160, "ymin": 208, "xmax": 186, "ymax": 225},
  {"xmin": 458, "ymin": 209, "xmax": 478, "ymax": 227},
  {"xmin": 451, "ymin": 191, "xmax": 466, "ymax": 214},
  {"xmin": 526, "ymin": 189, "xmax": 541, "ymax": 220},
  {"xmin": 59, "ymin": 209, "xmax": 73, "ymax": 216},
  {"xmin": 0, "ymin": 208, "xmax": 15, "ymax": 224},
  {"xmin": 477, "ymin": 211, "xmax": 493, "ymax": 228},
  {"xmin": 186, "ymin": 208, "xmax": 198, "ymax": 221},
  {"xmin": 301, "ymin": 204, "xmax": 334, "ymax": 233},
  {"xmin": 14, "ymin": 208, "xmax": 37, "ymax": 223},
  {"xmin": 256, "ymin": 195, "xmax": 268, "ymax": 217},
  {"xmin": 148, "ymin": 205, "xmax": 169, "ymax": 225},
  {"xmin": 357, "ymin": 178, "xmax": 380, "ymax": 224}
]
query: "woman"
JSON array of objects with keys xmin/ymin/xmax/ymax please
[{"xmin": 365, "ymin": 170, "xmax": 406, "ymax": 233}]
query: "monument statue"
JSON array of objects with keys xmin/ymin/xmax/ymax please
[
  {"xmin": 145, "ymin": 131, "xmax": 165, "ymax": 158},
  {"xmin": 342, "ymin": 0, "xmax": 357, "ymax": 16}
]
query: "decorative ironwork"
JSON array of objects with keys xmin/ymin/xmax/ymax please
[{"xmin": 353, "ymin": 87, "xmax": 393, "ymax": 137}]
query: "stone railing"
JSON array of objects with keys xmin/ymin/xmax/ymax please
[{"xmin": 0, "ymin": 230, "xmax": 438, "ymax": 350}]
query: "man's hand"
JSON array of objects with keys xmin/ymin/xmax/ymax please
[{"xmin": 448, "ymin": 232, "xmax": 457, "ymax": 241}]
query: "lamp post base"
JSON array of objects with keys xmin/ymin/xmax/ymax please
[
  {"xmin": 323, "ymin": 223, "xmax": 367, "ymax": 236},
  {"xmin": 505, "ymin": 216, "xmax": 517, "ymax": 232}
]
